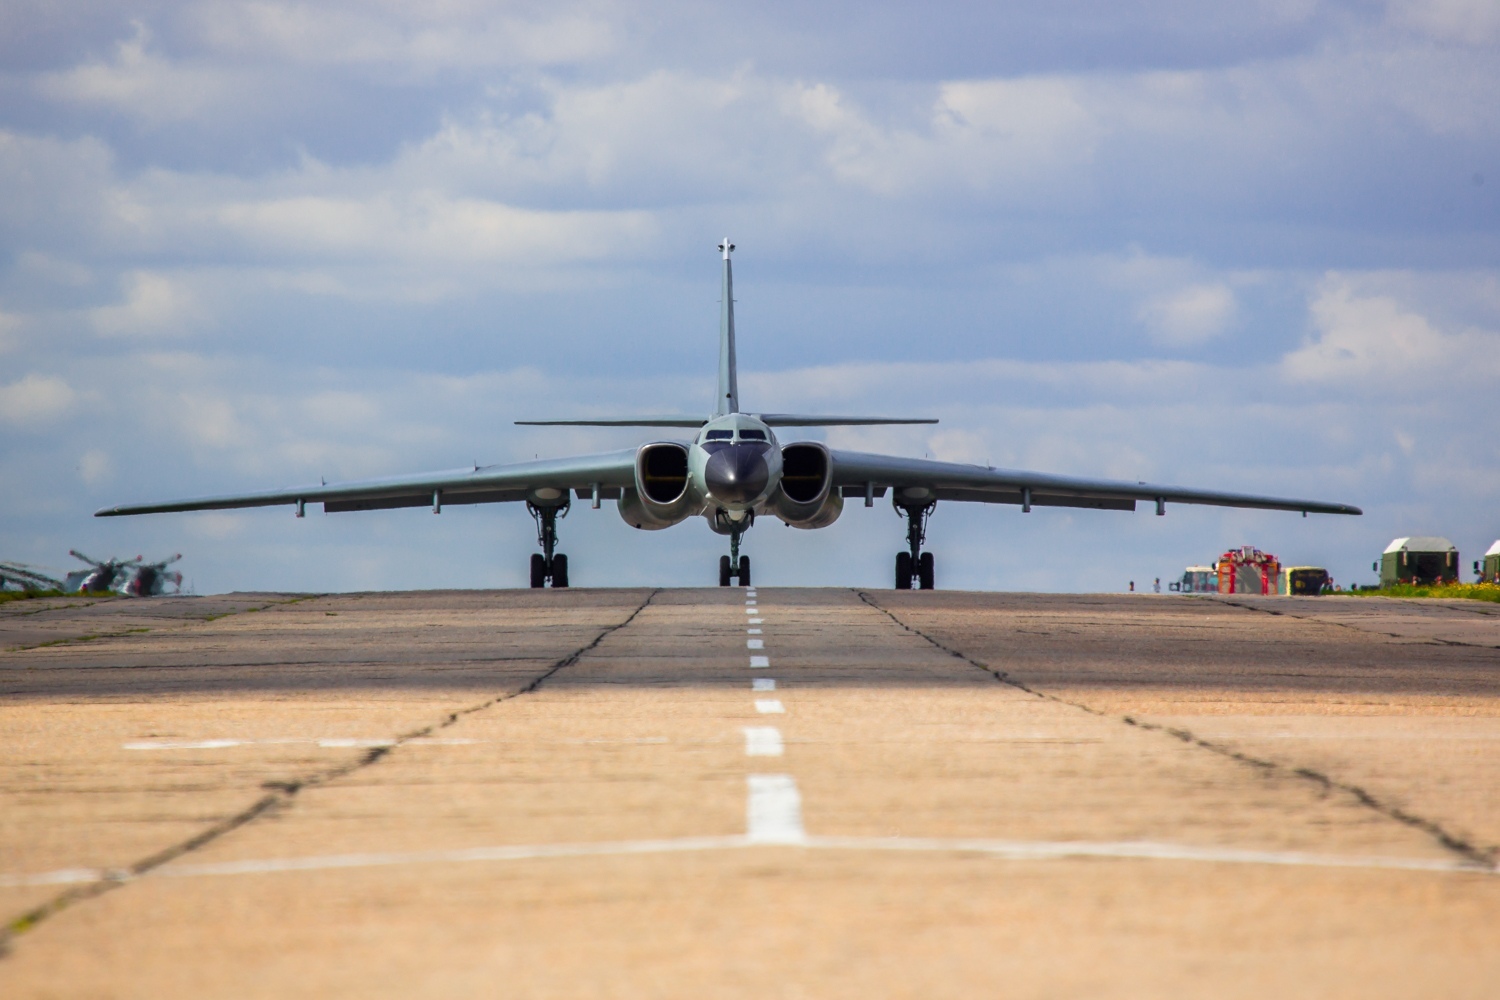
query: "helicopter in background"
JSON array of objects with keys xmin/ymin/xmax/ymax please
[
  {"xmin": 120, "ymin": 553, "xmax": 183, "ymax": 597},
  {"xmin": 63, "ymin": 551, "xmax": 183, "ymax": 596},
  {"xmin": 0, "ymin": 562, "xmax": 66, "ymax": 592}
]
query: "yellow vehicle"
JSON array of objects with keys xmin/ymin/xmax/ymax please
[{"xmin": 1279, "ymin": 566, "xmax": 1330, "ymax": 595}]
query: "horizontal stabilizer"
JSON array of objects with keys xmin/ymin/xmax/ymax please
[
  {"xmin": 516, "ymin": 417, "xmax": 706, "ymax": 428},
  {"xmin": 756, "ymin": 414, "xmax": 938, "ymax": 427}
]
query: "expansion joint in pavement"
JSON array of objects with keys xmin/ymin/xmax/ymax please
[
  {"xmin": 855, "ymin": 590, "xmax": 1497, "ymax": 871},
  {"xmin": 0, "ymin": 589, "xmax": 661, "ymax": 955}
]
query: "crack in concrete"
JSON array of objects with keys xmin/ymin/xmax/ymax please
[
  {"xmin": 1207, "ymin": 596, "xmax": 1500, "ymax": 651},
  {"xmin": 0, "ymin": 596, "xmax": 321, "ymax": 655},
  {"xmin": 0, "ymin": 589, "xmax": 659, "ymax": 954},
  {"xmin": 856, "ymin": 590, "xmax": 1497, "ymax": 871}
]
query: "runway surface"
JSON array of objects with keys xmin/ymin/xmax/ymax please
[{"xmin": 2, "ymin": 588, "xmax": 1499, "ymax": 998}]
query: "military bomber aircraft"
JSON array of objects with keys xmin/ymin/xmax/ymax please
[{"xmin": 97, "ymin": 241, "xmax": 1361, "ymax": 588}]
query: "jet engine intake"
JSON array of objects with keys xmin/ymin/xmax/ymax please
[
  {"xmin": 618, "ymin": 442, "xmax": 695, "ymax": 529},
  {"xmin": 770, "ymin": 442, "xmax": 843, "ymax": 529}
]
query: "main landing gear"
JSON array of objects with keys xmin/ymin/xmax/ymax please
[
  {"xmin": 894, "ymin": 498, "xmax": 936, "ymax": 590},
  {"xmin": 527, "ymin": 499, "xmax": 570, "ymax": 588},
  {"xmin": 717, "ymin": 511, "xmax": 752, "ymax": 587}
]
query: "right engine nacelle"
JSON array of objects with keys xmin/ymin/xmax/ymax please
[
  {"xmin": 770, "ymin": 442, "xmax": 843, "ymax": 529},
  {"xmin": 617, "ymin": 442, "xmax": 696, "ymax": 530}
]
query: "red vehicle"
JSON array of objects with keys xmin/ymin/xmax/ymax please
[{"xmin": 1217, "ymin": 546, "xmax": 1280, "ymax": 595}]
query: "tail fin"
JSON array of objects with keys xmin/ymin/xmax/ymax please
[{"xmin": 717, "ymin": 239, "xmax": 738, "ymax": 415}]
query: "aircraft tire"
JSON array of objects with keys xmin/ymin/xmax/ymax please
[
  {"xmin": 738, "ymin": 555, "xmax": 751, "ymax": 587},
  {"xmin": 895, "ymin": 551, "xmax": 912, "ymax": 589},
  {"xmin": 551, "ymin": 553, "xmax": 569, "ymax": 588},
  {"xmin": 530, "ymin": 553, "xmax": 547, "ymax": 589},
  {"xmin": 719, "ymin": 555, "xmax": 732, "ymax": 587},
  {"xmin": 918, "ymin": 551, "xmax": 935, "ymax": 590}
]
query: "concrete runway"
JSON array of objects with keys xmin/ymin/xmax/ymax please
[{"xmin": 2, "ymin": 588, "xmax": 1499, "ymax": 998}]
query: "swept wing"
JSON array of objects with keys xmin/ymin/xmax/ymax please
[
  {"xmin": 828, "ymin": 450, "xmax": 1361, "ymax": 515},
  {"xmin": 95, "ymin": 450, "xmax": 641, "ymax": 517}
]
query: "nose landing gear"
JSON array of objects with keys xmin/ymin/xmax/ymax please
[
  {"xmin": 716, "ymin": 510, "xmax": 752, "ymax": 587},
  {"xmin": 894, "ymin": 498, "xmax": 936, "ymax": 590},
  {"xmin": 527, "ymin": 499, "xmax": 570, "ymax": 588}
]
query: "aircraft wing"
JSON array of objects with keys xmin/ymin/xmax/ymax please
[
  {"xmin": 95, "ymin": 450, "xmax": 642, "ymax": 517},
  {"xmin": 827, "ymin": 450, "xmax": 1362, "ymax": 515}
]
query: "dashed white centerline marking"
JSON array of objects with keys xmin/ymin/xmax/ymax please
[
  {"xmin": 752, "ymin": 678, "xmax": 776, "ymax": 691},
  {"xmin": 745, "ymin": 608, "xmax": 758, "ymax": 615},
  {"xmin": 747, "ymin": 618, "xmax": 763, "ymax": 624},
  {"xmin": 747, "ymin": 628, "xmax": 762, "ymax": 634},
  {"xmin": 747, "ymin": 639, "xmax": 764, "ymax": 649},
  {"xmin": 755, "ymin": 699, "xmax": 785, "ymax": 714},
  {"xmin": 743, "ymin": 726, "xmax": 784, "ymax": 756},
  {"xmin": 749, "ymin": 655, "xmax": 770, "ymax": 668},
  {"xmin": 746, "ymin": 775, "xmax": 805, "ymax": 844}
]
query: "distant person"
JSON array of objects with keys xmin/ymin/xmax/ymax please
[
  {"xmin": 1129, "ymin": 581, "xmax": 1135, "ymax": 592},
  {"xmin": 1153, "ymin": 577, "xmax": 1161, "ymax": 593}
]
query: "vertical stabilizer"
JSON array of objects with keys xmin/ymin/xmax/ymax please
[{"xmin": 717, "ymin": 239, "xmax": 738, "ymax": 415}]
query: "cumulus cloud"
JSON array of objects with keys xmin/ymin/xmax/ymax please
[
  {"xmin": 36, "ymin": 21, "xmax": 236, "ymax": 124},
  {"xmin": 0, "ymin": 373, "xmax": 76, "ymax": 424},
  {"xmin": 1282, "ymin": 275, "xmax": 1500, "ymax": 385},
  {"xmin": 1136, "ymin": 283, "xmax": 1237, "ymax": 345},
  {"xmin": 90, "ymin": 271, "xmax": 206, "ymax": 336}
]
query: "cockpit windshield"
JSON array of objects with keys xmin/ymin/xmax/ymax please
[
  {"xmin": 739, "ymin": 429, "xmax": 767, "ymax": 441},
  {"xmin": 704, "ymin": 430, "xmax": 733, "ymax": 440}
]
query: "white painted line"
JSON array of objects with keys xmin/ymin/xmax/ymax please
[
  {"xmin": 755, "ymin": 699, "xmax": 785, "ymax": 714},
  {"xmin": 745, "ymin": 601, "xmax": 757, "ymax": 607},
  {"xmin": 752, "ymin": 678, "xmax": 776, "ymax": 691},
  {"xmin": 745, "ymin": 608, "xmax": 758, "ymax": 615},
  {"xmin": 749, "ymin": 655, "xmax": 770, "ymax": 668},
  {"xmin": 743, "ymin": 726, "xmax": 784, "ymax": 756},
  {"xmin": 799, "ymin": 837, "xmax": 1486, "ymax": 874},
  {"xmin": 7, "ymin": 836, "xmax": 1488, "ymax": 888},
  {"xmin": 746, "ymin": 638, "xmax": 764, "ymax": 649},
  {"xmin": 747, "ymin": 774, "xmax": 805, "ymax": 844},
  {"xmin": 747, "ymin": 618, "xmax": 763, "ymax": 624},
  {"xmin": 122, "ymin": 737, "xmax": 480, "ymax": 751},
  {"xmin": 746, "ymin": 628, "xmax": 762, "ymax": 634}
]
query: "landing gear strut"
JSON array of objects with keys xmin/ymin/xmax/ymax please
[
  {"xmin": 717, "ymin": 511, "xmax": 752, "ymax": 587},
  {"xmin": 894, "ymin": 498, "xmax": 936, "ymax": 590},
  {"xmin": 527, "ymin": 499, "xmax": 570, "ymax": 588}
]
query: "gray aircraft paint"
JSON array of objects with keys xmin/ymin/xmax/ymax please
[{"xmin": 97, "ymin": 244, "xmax": 1361, "ymax": 552}]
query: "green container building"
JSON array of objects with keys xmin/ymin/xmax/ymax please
[{"xmin": 1379, "ymin": 537, "xmax": 1458, "ymax": 586}]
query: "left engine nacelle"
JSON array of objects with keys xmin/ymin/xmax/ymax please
[
  {"xmin": 770, "ymin": 442, "xmax": 843, "ymax": 529},
  {"xmin": 618, "ymin": 442, "xmax": 696, "ymax": 530}
]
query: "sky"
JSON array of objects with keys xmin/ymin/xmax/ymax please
[{"xmin": 1, "ymin": 0, "xmax": 1498, "ymax": 593}]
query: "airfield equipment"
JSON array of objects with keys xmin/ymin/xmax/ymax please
[
  {"xmin": 95, "ymin": 243, "xmax": 1361, "ymax": 589},
  {"xmin": 1476, "ymin": 541, "xmax": 1500, "ymax": 584},
  {"xmin": 65, "ymin": 550, "xmax": 141, "ymax": 594},
  {"xmin": 0, "ymin": 563, "xmax": 64, "ymax": 592},
  {"xmin": 1168, "ymin": 566, "xmax": 1218, "ymax": 593},
  {"xmin": 1279, "ymin": 566, "xmax": 1331, "ymax": 596},
  {"xmin": 120, "ymin": 554, "xmax": 183, "ymax": 596},
  {"xmin": 1217, "ymin": 546, "xmax": 1280, "ymax": 595},
  {"xmin": 1378, "ymin": 537, "xmax": 1457, "ymax": 586}
]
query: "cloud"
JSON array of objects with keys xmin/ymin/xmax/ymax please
[
  {"xmin": 188, "ymin": 2, "xmax": 617, "ymax": 73},
  {"xmin": 1136, "ymin": 283, "xmax": 1237, "ymax": 345},
  {"xmin": 77, "ymin": 449, "xmax": 113, "ymax": 485},
  {"xmin": 90, "ymin": 271, "xmax": 206, "ymax": 336},
  {"xmin": 0, "ymin": 373, "xmax": 76, "ymax": 424},
  {"xmin": 1282, "ymin": 275, "xmax": 1500, "ymax": 385},
  {"xmin": 36, "ymin": 21, "xmax": 235, "ymax": 124}
]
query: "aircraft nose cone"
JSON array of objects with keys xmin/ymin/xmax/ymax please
[{"xmin": 704, "ymin": 445, "xmax": 770, "ymax": 504}]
